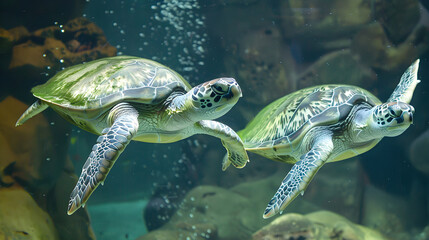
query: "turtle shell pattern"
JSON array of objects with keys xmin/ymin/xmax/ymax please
[
  {"xmin": 239, "ymin": 85, "xmax": 381, "ymax": 151},
  {"xmin": 32, "ymin": 56, "xmax": 192, "ymax": 110}
]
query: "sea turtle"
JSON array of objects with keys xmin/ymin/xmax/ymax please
[
  {"xmin": 236, "ymin": 59, "xmax": 420, "ymax": 218},
  {"xmin": 15, "ymin": 55, "xmax": 249, "ymax": 215}
]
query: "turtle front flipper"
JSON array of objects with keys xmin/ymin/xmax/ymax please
[
  {"xmin": 263, "ymin": 135, "xmax": 333, "ymax": 219},
  {"xmin": 387, "ymin": 59, "xmax": 420, "ymax": 104},
  {"xmin": 195, "ymin": 120, "xmax": 249, "ymax": 170},
  {"xmin": 67, "ymin": 103, "xmax": 139, "ymax": 215}
]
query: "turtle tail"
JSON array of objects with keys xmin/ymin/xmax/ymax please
[{"xmin": 15, "ymin": 100, "xmax": 48, "ymax": 127}]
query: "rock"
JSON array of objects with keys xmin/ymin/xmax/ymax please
[
  {"xmin": 0, "ymin": 186, "xmax": 59, "ymax": 240},
  {"xmin": 252, "ymin": 211, "xmax": 388, "ymax": 240},
  {"xmin": 374, "ymin": 0, "xmax": 420, "ymax": 44},
  {"xmin": 1, "ymin": 17, "xmax": 116, "ymax": 100},
  {"xmin": 361, "ymin": 185, "xmax": 426, "ymax": 237},
  {"xmin": 277, "ymin": 0, "xmax": 372, "ymax": 60},
  {"xmin": 137, "ymin": 222, "xmax": 217, "ymax": 240},
  {"xmin": 410, "ymin": 128, "xmax": 429, "ymax": 175},
  {"xmin": 0, "ymin": 96, "xmax": 62, "ymax": 191},
  {"xmin": 9, "ymin": 17, "xmax": 117, "ymax": 70},
  {"xmin": 252, "ymin": 213, "xmax": 318, "ymax": 240},
  {"xmin": 169, "ymin": 185, "xmax": 259, "ymax": 240},
  {"xmin": 46, "ymin": 171, "xmax": 96, "ymax": 240},
  {"xmin": 205, "ymin": 1, "xmax": 296, "ymax": 121},
  {"xmin": 0, "ymin": 26, "xmax": 30, "ymax": 57},
  {"xmin": 351, "ymin": 23, "xmax": 429, "ymax": 71},
  {"xmin": 0, "ymin": 96, "xmax": 96, "ymax": 238},
  {"xmin": 302, "ymin": 159, "xmax": 365, "ymax": 222},
  {"xmin": 275, "ymin": 0, "xmax": 422, "ymax": 61},
  {"xmin": 140, "ymin": 172, "xmax": 321, "ymax": 240},
  {"xmin": 222, "ymin": 25, "xmax": 293, "ymax": 109},
  {"xmin": 279, "ymin": 0, "xmax": 372, "ymax": 40},
  {"xmin": 296, "ymin": 49, "xmax": 377, "ymax": 90},
  {"xmin": 415, "ymin": 225, "xmax": 429, "ymax": 240}
]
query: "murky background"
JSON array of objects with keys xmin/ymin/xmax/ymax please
[{"xmin": 1, "ymin": 0, "xmax": 429, "ymax": 240}]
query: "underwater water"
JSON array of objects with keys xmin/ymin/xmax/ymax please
[{"xmin": 1, "ymin": 0, "xmax": 429, "ymax": 240}]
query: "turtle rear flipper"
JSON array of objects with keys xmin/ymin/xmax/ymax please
[
  {"xmin": 263, "ymin": 134, "xmax": 333, "ymax": 219},
  {"xmin": 387, "ymin": 59, "xmax": 420, "ymax": 104},
  {"xmin": 15, "ymin": 100, "xmax": 48, "ymax": 127},
  {"xmin": 67, "ymin": 103, "xmax": 139, "ymax": 215}
]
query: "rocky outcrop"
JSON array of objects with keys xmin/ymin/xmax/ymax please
[
  {"xmin": 0, "ymin": 96, "xmax": 60, "ymax": 191},
  {"xmin": 0, "ymin": 96, "xmax": 95, "ymax": 240},
  {"xmin": 252, "ymin": 211, "xmax": 388, "ymax": 240},
  {"xmin": 7, "ymin": 17, "xmax": 117, "ymax": 71},
  {"xmin": 0, "ymin": 186, "xmax": 59, "ymax": 240},
  {"xmin": 0, "ymin": 17, "xmax": 116, "ymax": 101}
]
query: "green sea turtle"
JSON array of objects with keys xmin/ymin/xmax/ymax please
[
  {"xmin": 236, "ymin": 60, "xmax": 420, "ymax": 218},
  {"xmin": 15, "ymin": 56, "xmax": 249, "ymax": 215}
]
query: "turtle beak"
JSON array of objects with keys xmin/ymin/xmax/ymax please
[
  {"xmin": 230, "ymin": 83, "xmax": 242, "ymax": 99},
  {"xmin": 406, "ymin": 105, "xmax": 415, "ymax": 124}
]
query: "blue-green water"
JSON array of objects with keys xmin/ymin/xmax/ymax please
[{"xmin": 1, "ymin": 0, "xmax": 429, "ymax": 240}]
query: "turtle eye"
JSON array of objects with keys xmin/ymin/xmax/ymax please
[{"xmin": 211, "ymin": 82, "xmax": 229, "ymax": 95}]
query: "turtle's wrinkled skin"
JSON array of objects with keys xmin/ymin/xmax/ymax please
[
  {"xmin": 237, "ymin": 60, "xmax": 420, "ymax": 218},
  {"xmin": 16, "ymin": 56, "xmax": 249, "ymax": 215}
]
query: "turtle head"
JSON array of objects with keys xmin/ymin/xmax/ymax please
[
  {"xmin": 188, "ymin": 77, "xmax": 242, "ymax": 120},
  {"xmin": 370, "ymin": 101, "xmax": 414, "ymax": 137}
]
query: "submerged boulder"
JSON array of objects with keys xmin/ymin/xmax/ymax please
[
  {"xmin": 0, "ymin": 96, "xmax": 59, "ymax": 191},
  {"xmin": 0, "ymin": 186, "xmax": 59, "ymax": 240},
  {"xmin": 296, "ymin": 50, "xmax": 376, "ymax": 90},
  {"xmin": 252, "ymin": 211, "xmax": 388, "ymax": 240}
]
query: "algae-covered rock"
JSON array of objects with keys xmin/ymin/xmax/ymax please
[
  {"xmin": 0, "ymin": 186, "xmax": 59, "ymax": 240},
  {"xmin": 252, "ymin": 211, "xmax": 388, "ymax": 240}
]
